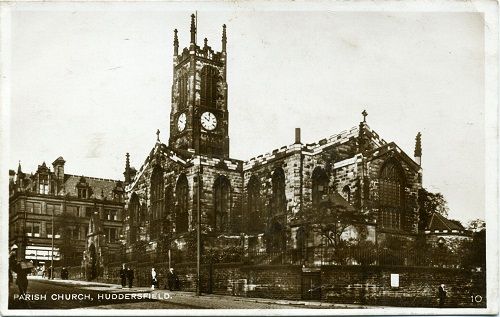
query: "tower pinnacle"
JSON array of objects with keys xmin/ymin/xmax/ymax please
[
  {"xmin": 173, "ymin": 29, "xmax": 179, "ymax": 56},
  {"xmin": 190, "ymin": 14, "xmax": 196, "ymax": 45},
  {"xmin": 222, "ymin": 24, "xmax": 227, "ymax": 52}
]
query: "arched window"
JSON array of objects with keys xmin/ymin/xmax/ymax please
[
  {"xmin": 200, "ymin": 66, "xmax": 218, "ymax": 108},
  {"xmin": 271, "ymin": 168, "xmax": 286, "ymax": 219},
  {"xmin": 163, "ymin": 185, "xmax": 173, "ymax": 232},
  {"xmin": 150, "ymin": 167, "xmax": 164, "ymax": 239},
  {"xmin": 128, "ymin": 193, "xmax": 140, "ymax": 243},
  {"xmin": 247, "ymin": 176, "xmax": 263, "ymax": 232},
  {"xmin": 312, "ymin": 167, "xmax": 329, "ymax": 208},
  {"xmin": 379, "ymin": 159, "xmax": 406, "ymax": 230},
  {"xmin": 342, "ymin": 185, "xmax": 351, "ymax": 203},
  {"xmin": 175, "ymin": 174, "xmax": 189, "ymax": 233},
  {"xmin": 213, "ymin": 175, "xmax": 231, "ymax": 233},
  {"xmin": 177, "ymin": 73, "xmax": 188, "ymax": 109}
]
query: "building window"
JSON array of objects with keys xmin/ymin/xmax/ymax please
[
  {"xmin": 175, "ymin": 174, "xmax": 189, "ymax": 233},
  {"xmin": 200, "ymin": 66, "xmax": 218, "ymax": 108},
  {"xmin": 271, "ymin": 168, "xmax": 286, "ymax": 218},
  {"xmin": 66, "ymin": 205, "xmax": 79, "ymax": 217},
  {"xmin": 178, "ymin": 73, "xmax": 188, "ymax": 109},
  {"xmin": 247, "ymin": 176, "xmax": 263, "ymax": 232},
  {"xmin": 150, "ymin": 166, "xmax": 164, "ymax": 239},
  {"xmin": 39, "ymin": 175, "xmax": 49, "ymax": 194},
  {"xmin": 342, "ymin": 185, "xmax": 351, "ymax": 203},
  {"xmin": 128, "ymin": 193, "xmax": 140, "ymax": 243},
  {"xmin": 78, "ymin": 188, "xmax": 88, "ymax": 199},
  {"xmin": 268, "ymin": 168, "xmax": 286, "ymax": 253},
  {"xmin": 164, "ymin": 186, "xmax": 173, "ymax": 233},
  {"xmin": 378, "ymin": 159, "xmax": 406, "ymax": 230},
  {"xmin": 213, "ymin": 175, "xmax": 230, "ymax": 233},
  {"xmin": 46, "ymin": 203, "xmax": 61, "ymax": 215},
  {"xmin": 312, "ymin": 167, "xmax": 329, "ymax": 208},
  {"xmin": 26, "ymin": 221, "xmax": 40, "ymax": 237},
  {"xmin": 106, "ymin": 228, "xmax": 117, "ymax": 243},
  {"xmin": 26, "ymin": 202, "xmax": 42, "ymax": 214}
]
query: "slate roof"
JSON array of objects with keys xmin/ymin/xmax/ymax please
[
  {"xmin": 62, "ymin": 174, "xmax": 119, "ymax": 199},
  {"xmin": 426, "ymin": 212, "xmax": 465, "ymax": 232}
]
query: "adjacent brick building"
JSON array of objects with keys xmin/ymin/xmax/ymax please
[
  {"xmin": 9, "ymin": 157, "xmax": 125, "ymax": 272},
  {"xmin": 123, "ymin": 15, "xmax": 424, "ymax": 266}
]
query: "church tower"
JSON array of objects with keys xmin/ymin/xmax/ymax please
[{"xmin": 168, "ymin": 14, "xmax": 229, "ymax": 158}]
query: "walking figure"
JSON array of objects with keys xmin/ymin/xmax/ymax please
[
  {"xmin": 438, "ymin": 284, "xmax": 447, "ymax": 307},
  {"xmin": 166, "ymin": 268, "xmax": 175, "ymax": 291},
  {"xmin": 127, "ymin": 266, "xmax": 134, "ymax": 288},
  {"xmin": 119, "ymin": 264, "xmax": 127, "ymax": 288},
  {"xmin": 151, "ymin": 268, "xmax": 158, "ymax": 290}
]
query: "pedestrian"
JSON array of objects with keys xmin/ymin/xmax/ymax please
[
  {"xmin": 127, "ymin": 265, "xmax": 134, "ymax": 288},
  {"xmin": 16, "ymin": 265, "xmax": 29, "ymax": 296},
  {"xmin": 61, "ymin": 267, "xmax": 68, "ymax": 280},
  {"xmin": 166, "ymin": 268, "xmax": 174, "ymax": 291},
  {"xmin": 173, "ymin": 269, "xmax": 180, "ymax": 291},
  {"xmin": 9, "ymin": 244, "xmax": 18, "ymax": 286},
  {"xmin": 151, "ymin": 267, "xmax": 158, "ymax": 290},
  {"xmin": 119, "ymin": 264, "xmax": 127, "ymax": 288},
  {"xmin": 438, "ymin": 283, "xmax": 447, "ymax": 307}
]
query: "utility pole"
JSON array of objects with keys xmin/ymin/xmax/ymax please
[
  {"xmin": 50, "ymin": 207, "xmax": 54, "ymax": 279},
  {"xmin": 196, "ymin": 158, "xmax": 202, "ymax": 296}
]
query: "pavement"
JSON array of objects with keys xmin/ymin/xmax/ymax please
[{"xmin": 31, "ymin": 276, "xmax": 369, "ymax": 309}]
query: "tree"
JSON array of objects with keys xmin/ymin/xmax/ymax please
[
  {"xmin": 466, "ymin": 219, "xmax": 486, "ymax": 233},
  {"xmin": 302, "ymin": 192, "xmax": 368, "ymax": 264},
  {"xmin": 417, "ymin": 188, "xmax": 449, "ymax": 231},
  {"xmin": 460, "ymin": 221, "xmax": 486, "ymax": 270}
]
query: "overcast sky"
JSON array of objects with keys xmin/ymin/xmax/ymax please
[{"xmin": 5, "ymin": 4, "xmax": 488, "ymax": 224}]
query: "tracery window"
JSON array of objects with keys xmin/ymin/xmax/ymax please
[
  {"xmin": 342, "ymin": 185, "xmax": 351, "ymax": 203},
  {"xmin": 271, "ymin": 168, "xmax": 286, "ymax": 218},
  {"xmin": 150, "ymin": 167, "xmax": 164, "ymax": 239},
  {"xmin": 175, "ymin": 174, "xmax": 189, "ymax": 233},
  {"xmin": 378, "ymin": 159, "xmax": 406, "ymax": 230},
  {"xmin": 200, "ymin": 66, "xmax": 218, "ymax": 108},
  {"xmin": 128, "ymin": 193, "xmax": 140, "ymax": 243},
  {"xmin": 312, "ymin": 167, "xmax": 329, "ymax": 208},
  {"xmin": 213, "ymin": 176, "xmax": 231, "ymax": 233},
  {"xmin": 178, "ymin": 73, "xmax": 188, "ymax": 109},
  {"xmin": 247, "ymin": 176, "xmax": 263, "ymax": 232}
]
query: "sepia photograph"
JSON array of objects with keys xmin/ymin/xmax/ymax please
[{"xmin": 0, "ymin": 1, "xmax": 498, "ymax": 315}]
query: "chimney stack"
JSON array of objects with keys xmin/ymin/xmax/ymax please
[{"xmin": 295, "ymin": 128, "xmax": 301, "ymax": 144}]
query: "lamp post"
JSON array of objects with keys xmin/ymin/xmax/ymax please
[{"xmin": 50, "ymin": 207, "xmax": 54, "ymax": 279}]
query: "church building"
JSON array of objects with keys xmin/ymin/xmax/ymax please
[{"xmin": 123, "ymin": 15, "xmax": 423, "ymax": 266}]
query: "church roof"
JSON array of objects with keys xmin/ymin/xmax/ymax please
[{"xmin": 426, "ymin": 212, "xmax": 465, "ymax": 232}]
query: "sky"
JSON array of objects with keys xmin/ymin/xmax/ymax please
[{"xmin": 4, "ymin": 3, "xmax": 489, "ymax": 224}]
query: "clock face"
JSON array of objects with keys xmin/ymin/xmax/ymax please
[
  {"xmin": 200, "ymin": 112, "xmax": 217, "ymax": 131},
  {"xmin": 177, "ymin": 113, "xmax": 186, "ymax": 132}
]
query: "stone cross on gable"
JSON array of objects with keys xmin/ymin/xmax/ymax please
[{"xmin": 362, "ymin": 110, "xmax": 368, "ymax": 123}]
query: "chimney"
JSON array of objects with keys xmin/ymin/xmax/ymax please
[
  {"xmin": 52, "ymin": 156, "xmax": 66, "ymax": 183},
  {"xmin": 295, "ymin": 128, "xmax": 301, "ymax": 144}
]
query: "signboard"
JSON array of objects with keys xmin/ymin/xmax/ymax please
[
  {"xmin": 390, "ymin": 273, "xmax": 400, "ymax": 288},
  {"xmin": 25, "ymin": 246, "xmax": 60, "ymax": 261}
]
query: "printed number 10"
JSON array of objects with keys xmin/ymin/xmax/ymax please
[{"xmin": 471, "ymin": 295, "xmax": 483, "ymax": 303}]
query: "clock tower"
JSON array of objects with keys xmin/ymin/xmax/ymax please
[{"xmin": 168, "ymin": 14, "xmax": 230, "ymax": 158}]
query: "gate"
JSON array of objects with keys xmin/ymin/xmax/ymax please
[{"xmin": 301, "ymin": 271, "xmax": 321, "ymax": 300}]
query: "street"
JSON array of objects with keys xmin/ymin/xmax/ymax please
[{"xmin": 8, "ymin": 277, "xmax": 334, "ymax": 309}]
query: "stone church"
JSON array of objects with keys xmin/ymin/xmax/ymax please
[{"xmin": 122, "ymin": 15, "xmax": 423, "ymax": 266}]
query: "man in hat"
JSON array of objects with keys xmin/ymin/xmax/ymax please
[{"xmin": 9, "ymin": 244, "xmax": 18, "ymax": 285}]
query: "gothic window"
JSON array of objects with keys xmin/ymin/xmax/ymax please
[
  {"xmin": 175, "ymin": 174, "xmax": 189, "ymax": 233},
  {"xmin": 164, "ymin": 186, "xmax": 173, "ymax": 232},
  {"xmin": 312, "ymin": 167, "xmax": 329, "ymax": 208},
  {"xmin": 128, "ymin": 193, "xmax": 140, "ymax": 243},
  {"xmin": 213, "ymin": 175, "xmax": 231, "ymax": 233},
  {"xmin": 342, "ymin": 185, "xmax": 351, "ymax": 203},
  {"xmin": 271, "ymin": 168, "xmax": 286, "ymax": 219},
  {"xmin": 378, "ymin": 159, "xmax": 406, "ymax": 230},
  {"xmin": 178, "ymin": 72, "xmax": 188, "ymax": 109},
  {"xmin": 247, "ymin": 176, "xmax": 263, "ymax": 232},
  {"xmin": 150, "ymin": 166, "xmax": 164, "ymax": 239},
  {"xmin": 200, "ymin": 66, "xmax": 218, "ymax": 108}
]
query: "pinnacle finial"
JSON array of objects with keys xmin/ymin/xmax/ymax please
[
  {"xmin": 173, "ymin": 29, "xmax": 179, "ymax": 56},
  {"xmin": 222, "ymin": 24, "xmax": 227, "ymax": 52},
  {"xmin": 204, "ymin": 37, "xmax": 208, "ymax": 48},
  {"xmin": 362, "ymin": 110, "xmax": 368, "ymax": 123},
  {"xmin": 156, "ymin": 129, "xmax": 160, "ymax": 142},
  {"xmin": 414, "ymin": 132, "xmax": 422, "ymax": 158},
  {"xmin": 190, "ymin": 14, "xmax": 196, "ymax": 44}
]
